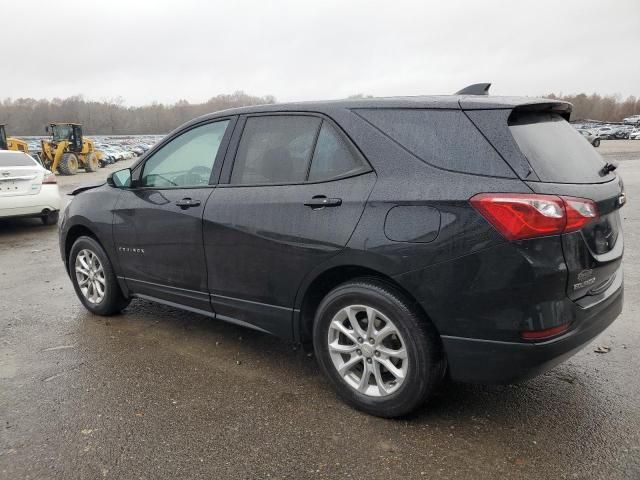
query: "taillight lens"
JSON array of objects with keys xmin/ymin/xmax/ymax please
[
  {"xmin": 42, "ymin": 172, "xmax": 57, "ymax": 184},
  {"xmin": 470, "ymin": 193, "xmax": 598, "ymax": 241},
  {"xmin": 563, "ymin": 196, "xmax": 598, "ymax": 232}
]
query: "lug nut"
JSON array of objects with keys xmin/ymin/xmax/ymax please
[
  {"xmin": 368, "ymin": 338, "xmax": 374, "ymax": 345},
  {"xmin": 357, "ymin": 337, "xmax": 363, "ymax": 343},
  {"xmin": 374, "ymin": 351, "xmax": 380, "ymax": 357},
  {"xmin": 356, "ymin": 349, "xmax": 362, "ymax": 356},
  {"xmin": 366, "ymin": 358, "xmax": 372, "ymax": 364}
]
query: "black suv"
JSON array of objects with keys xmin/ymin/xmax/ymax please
[{"xmin": 59, "ymin": 85, "xmax": 624, "ymax": 417}]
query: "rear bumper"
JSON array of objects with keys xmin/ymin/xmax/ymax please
[
  {"xmin": 442, "ymin": 280, "xmax": 623, "ymax": 384},
  {"xmin": 0, "ymin": 186, "xmax": 61, "ymax": 219}
]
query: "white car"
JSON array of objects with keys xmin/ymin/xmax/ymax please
[
  {"xmin": 629, "ymin": 128, "xmax": 640, "ymax": 140},
  {"xmin": 0, "ymin": 150, "xmax": 61, "ymax": 225}
]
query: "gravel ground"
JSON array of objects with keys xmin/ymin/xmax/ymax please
[{"xmin": 1, "ymin": 141, "xmax": 639, "ymax": 479}]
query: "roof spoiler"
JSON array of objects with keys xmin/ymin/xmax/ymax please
[{"xmin": 455, "ymin": 83, "xmax": 491, "ymax": 96}]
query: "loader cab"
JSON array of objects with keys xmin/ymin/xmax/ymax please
[
  {"xmin": 0, "ymin": 124, "xmax": 7, "ymax": 150},
  {"xmin": 50, "ymin": 123, "xmax": 83, "ymax": 152}
]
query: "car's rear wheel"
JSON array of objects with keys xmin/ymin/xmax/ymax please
[
  {"xmin": 69, "ymin": 236, "xmax": 130, "ymax": 315},
  {"xmin": 313, "ymin": 279, "xmax": 444, "ymax": 418},
  {"xmin": 41, "ymin": 210, "xmax": 59, "ymax": 226}
]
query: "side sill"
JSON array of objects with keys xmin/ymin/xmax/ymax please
[{"xmin": 132, "ymin": 293, "xmax": 272, "ymax": 335}]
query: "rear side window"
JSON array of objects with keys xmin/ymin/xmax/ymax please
[
  {"xmin": 308, "ymin": 122, "xmax": 365, "ymax": 181},
  {"xmin": 509, "ymin": 113, "xmax": 609, "ymax": 184},
  {"xmin": 356, "ymin": 109, "xmax": 514, "ymax": 177},
  {"xmin": 0, "ymin": 152, "xmax": 37, "ymax": 167},
  {"xmin": 231, "ymin": 116, "xmax": 321, "ymax": 184}
]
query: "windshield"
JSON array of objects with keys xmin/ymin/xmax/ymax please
[
  {"xmin": 52, "ymin": 125, "xmax": 73, "ymax": 142},
  {"xmin": 509, "ymin": 113, "xmax": 612, "ymax": 184},
  {"xmin": 0, "ymin": 151, "xmax": 37, "ymax": 167}
]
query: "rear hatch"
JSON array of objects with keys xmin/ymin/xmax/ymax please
[
  {"xmin": 468, "ymin": 103, "xmax": 624, "ymax": 306},
  {"xmin": 0, "ymin": 155, "xmax": 43, "ymax": 197}
]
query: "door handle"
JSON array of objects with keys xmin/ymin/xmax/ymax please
[
  {"xmin": 175, "ymin": 198, "xmax": 201, "ymax": 209},
  {"xmin": 304, "ymin": 195, "xmax": 342, "ymax": 209}
]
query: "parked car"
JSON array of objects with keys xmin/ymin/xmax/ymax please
[
  {"xmin": 0, "ymin": 150, "xmax": 61, "ymax": 225},
  {"xmin": 629, "ymin": 128, "xmax": 640, "ymax": 140},
  {"xmin": 59, "ymin": 92, "xmax": 625, "ymax": 417},
  {"xmin": 608, "ymin": 125, "xmax": 633, "ymax": 140},
  {"xmin": 623, "ymin": 115, "xmax": 640, "ymax": 125},
  {"xmin": 578, "ymin": 129, "xmax": 601, "ymax": 147},
  {"xmin": 596, "ymin": 126, "xmax": 617, "ymax": 139}
]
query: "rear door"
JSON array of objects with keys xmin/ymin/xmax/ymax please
[
  {"xmin": 506, "ymin": 111, "xmax": 624, "ymax": 306},
  {"xmin": 203, "ymin": 114, "xmax": 375, "ymax": 337}
]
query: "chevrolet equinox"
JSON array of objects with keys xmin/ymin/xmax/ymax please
[{"xmin": 59, "ymin": 84, "xmax": 625, "ymax": 417}]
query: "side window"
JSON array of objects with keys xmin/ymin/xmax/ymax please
[
  {"xmin": 308, "ymin": 121, "xmax": 365, "ymax": 181},
  {"xmin": 357, "ymin": 109, "xmax": 513, "ymax": 177},
  {"xmin": 141, "ymin": 120, "xmax": 229, "ymax": 188},
  {"xmin": 230, "ymin": 116, "xmax": 321, "ymax": 184}
]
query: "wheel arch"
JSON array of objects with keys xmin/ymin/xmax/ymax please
[{"xmin": 295, "ymin": 263, "xmax": 437, "ymax": 346}]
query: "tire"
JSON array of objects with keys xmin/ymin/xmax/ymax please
[
  {"xmin": 68, "ymin": 236, "xmax": 130, "ymax": 315},
  {"xmin": 41, "ymin": 210, "xmax": 59, "ymax": 226},
  {"xmin": 313, "ymin": 278, "xmax": 444, "ymax": 418},
  {"xmin": 84, "ymin": 152, "xmax": 99, "ymax": 172},
  {"xmin": 58, "ymin": 153, "xmax": 79, "ymax": 175},
  {"xmin": 593, "ymin": 138, "xmax": 600, "ymax": 147}
]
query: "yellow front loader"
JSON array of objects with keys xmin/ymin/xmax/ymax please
[
  {"xmin": 0, "ymin": 124, "xmax": 30, "ymax": 153},
  {"xmin": 40, "ymin": 123, "xmax": 100, "ymax": 175}
]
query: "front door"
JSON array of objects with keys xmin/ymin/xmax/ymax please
[
  {"xmin": 113, "ymin": 118, "xmax": 233, "ymax": 312},
  {"xmin": 204, "ymin": 114, "xmax": 375, "ymax": 337}
]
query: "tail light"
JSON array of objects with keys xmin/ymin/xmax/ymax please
[
  {"xmin": 42, "ymin": 172, "xmax": 57, "ymax": 184},
  {"xmin": 470, "ymin": 193, "xmax": 598, "ymax": 241}
]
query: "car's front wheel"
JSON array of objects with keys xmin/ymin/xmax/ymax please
[
  {"xmin": 313, "ymin": 279, "xmax": 444, "ymax": 418},
  {"xmin": 69, "ymin": 236, "xmax": 130, "ymax": 315},
  {"xmin": 593, "ymin": 138, "xmax": 601, "ymax": 147}
]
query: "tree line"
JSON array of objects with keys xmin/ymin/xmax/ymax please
[
  {"xmin": 545, "ymin": 93, "xmax": 639, "ymax": 122},
  {"xmin": 1, "ymin": 91, "xmax": 638, "ymax": 136},
  {"xmin": 0, "ymin": 91, "xmax": 275, "ymax": 136}
]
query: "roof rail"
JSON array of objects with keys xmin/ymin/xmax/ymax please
[{"xmin": 455, "ymin": 83, "xmax": 491, "ymax": 96}]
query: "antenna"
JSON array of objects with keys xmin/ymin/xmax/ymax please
[{"xmin": 454, "ymin": 83, "xmax": 491, "ymax": 96}]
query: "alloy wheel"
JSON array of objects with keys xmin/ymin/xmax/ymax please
[
  {"xmin": 327, "ymin": 305, "xmax": 408, "ymax": 397},
  {"xmin": 75, "ymin": 249, "xmax": 106, "ymax": 304}
]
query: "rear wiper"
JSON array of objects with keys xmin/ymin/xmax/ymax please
[{"xmin": 601, "ymin": 161, "xmax": 618, "ymax": 176}]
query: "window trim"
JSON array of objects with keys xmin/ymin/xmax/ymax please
[
  {"xmin": 219, "ymin": 111, "xmax": 372, "ymax": 188},
  {"xmin": 130, "ymin": 116, "xmax": 237, "ymax": 191}
]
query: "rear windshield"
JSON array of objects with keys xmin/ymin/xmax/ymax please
[
  {"xmin": 509, "ymin": 113, "xmax": 610, "ymax": 184},
  {"xmin": 0, "ymin": 152, "xmax": 37, "ymax": 167}
]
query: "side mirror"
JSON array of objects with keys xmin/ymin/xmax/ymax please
[
  {"xmin": 107, "ymin": 168, "xmax": 133, "ymax": 188},
  {"xmin": 45, "ymin": 125, "xmax": 50, "ymax": 134}
]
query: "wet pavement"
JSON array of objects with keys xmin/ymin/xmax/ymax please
[{"xmin": 1, "ymin": 142, "xmax": 639, "ymax": 479}]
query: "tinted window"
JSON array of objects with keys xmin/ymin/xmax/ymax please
[
  {"xmin": 0, "ymin": 152, "xmax": 37, "ymax": 167},
  {"xmin": 509, "ymin": 113, "xmax": 609, "ymax": 184},
  {"xmin": 308, "ymin": 122, "xmax": 365, "ymax": 181},
  {"xmin": 231, "ymin": 116, "xmax": 321, "ymax": 184},
  {"xmin": 141, "ymin": 121, "xmax": 228, "ymax": 188},
  {"xmin": 356, "ymin": 109, "xmax": 513, "ymax": 177}
]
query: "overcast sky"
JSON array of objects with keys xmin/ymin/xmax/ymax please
[{"xmin": 2, "ymin": 0, "xmax": 638, "ymax": 105}]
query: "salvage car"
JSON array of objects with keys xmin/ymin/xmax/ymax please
[
  {"xmin": 578, "ymin": 129, "xmax": 601, "ymax": 147},
  {"xmin": 0, "ymin": 150, "xmax": 61, "ymax": 225},
  {"xmin": 59, "ymin": 86, "xmax": 625, "ymax": 417}
]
